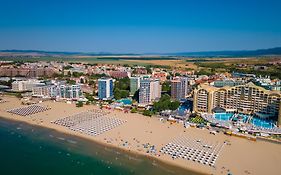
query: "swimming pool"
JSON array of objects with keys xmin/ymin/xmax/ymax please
[
  {"xmin": 250, "ymin": 118, "xmax": 275, "ymax": 129},
  {"xmin": 214, "ymin": 113, "xmax": 234, "ymax": 121},
  {"xmin": 233, "ymin": 114, "xmax": 249, "ymax": 123},
  {"xmin": 117, "ymin": 98, "xmax": 132, "ymax": 105},
  {"xmin": 178, "ymin": 105, "xmax": 187, "ymax": 116}
]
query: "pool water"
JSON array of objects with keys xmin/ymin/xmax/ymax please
[
  {"xmin": 178, "ymin": 105, "xmax": 187, "ymax": 116},
  {"xmin": 213, "ymin": 113, "xmax": 276, "ymax": 129},
  {"xmin": 117, "ymin": 98, "xmax": 132, "ymax": 105},
  {"xmin": 177, "ymin": 101, "xmax": 192, "ymax": 116},
  {"xmin": 214, "ymin": 113, "xmax": 234, "ymax": 121},
  {"xmin": 233, "ymin": 114, "xmax": 249, "ymax": 123},
  {"xmin": 250, "ymin": 118, "xmax": 275, "ymax": 129}
]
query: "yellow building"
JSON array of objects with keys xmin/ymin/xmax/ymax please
[{"xmin": 193, "ymin": 82, "xmax": 281, "ymax": 127}]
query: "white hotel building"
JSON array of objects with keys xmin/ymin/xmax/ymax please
[
  {"xmin": 32, "ymin": 84, "xmax": 82, "ymax": 100},
  {"xmin": 139, "ymin": 78, "xmax": 161, "ymax": 104}
]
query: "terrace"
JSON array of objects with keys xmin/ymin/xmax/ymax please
[{"xmin": 201, "ymin": 112, "xmax": 281, "ymax": 135}]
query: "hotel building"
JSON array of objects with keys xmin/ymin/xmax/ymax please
[
  {"xmin": 12, "ymin": 80, "xmax": 45, "ymax": 92},
  {"xmin": 98, "ymin": 78, "xmax": 114, "ymax": 100},
  {"xmin": 139, "ymin": 78, "xmax": 161, "ymax": 104},
  {"xmin": 58, "ymin": 84, "xmax": 82, "ymax": 99},
  {"xmin": 32, "ymin": 85, "xmax": 51, "ymax": 97},
  {"xmin": 171, "ymin": 77, "xmax": 189, "ymax": 101},
  {"xmin": 32, "ymin": 84, "xmax": 83, "ymax": 100},
  {"xmin": 0, "ymin": 67, "xmax": 56, "ymax": 77},
  {"xmin": 193, "ymin": 82, "xmax": 281, "ymax": 127},
  {"xmin": 130, "ymin": 76, "xmax": 141, "ymax": 96}
]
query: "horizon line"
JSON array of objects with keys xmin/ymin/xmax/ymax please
[{"xmin": 1, "ymin": 46, "xmax": 281, "ymax": 55}]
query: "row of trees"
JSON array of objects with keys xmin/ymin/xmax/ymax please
[
  {"xmin": 153, "ymin": 94, "xmax": 180, "ymax": 112},
  {"xmin": 114, "ymin": 77, "xmax": 130, "ymax": 100},
  {"xmin": 0, "ymin": 79, "xmax": 13, "ymax": 87},
  {"xmin": 140, "ymin": 95, "xmax": 180, "ymax": 117},
  {"xmin": 195, "ymin": 62, "xmax": 281, "ymax": 79}
]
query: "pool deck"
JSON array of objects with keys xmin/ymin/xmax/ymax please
[{"xmin": 202, "ymin": 113, "xmax": 281, "ymax": 135}]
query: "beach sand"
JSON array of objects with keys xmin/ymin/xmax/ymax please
[{"xmin": 0, "ymin": 96, "xmax": 280, "ymax": 175}]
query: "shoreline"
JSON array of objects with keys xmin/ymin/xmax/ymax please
[
  {"xmin": 1, "ymin": 96, "xmax": 281, "ymax": 175},
  {"xmin": 0, "ymin": 96, "xmax": 207, "ymax": 174},
  {"xmin": 0, "ymin": 115, "xmax": 204, "ymax": 175}
]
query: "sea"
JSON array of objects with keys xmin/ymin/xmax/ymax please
[{"xmin": 0, "ymin": 117, "xmax": 200, "ymax": 175}]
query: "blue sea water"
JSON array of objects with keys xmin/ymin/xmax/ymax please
[{"xmin": 0, "ymin": 117, "xmax": 199, "ymax": 175}]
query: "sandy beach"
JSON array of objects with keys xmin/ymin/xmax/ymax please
[{"xmin": 0, "ymin": 96, "xmax": 281, "ymax": 175}]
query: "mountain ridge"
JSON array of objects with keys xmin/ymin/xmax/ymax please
[{"xmin": 1, "ymin": 47, "xmax": 281, "ymax": 57}]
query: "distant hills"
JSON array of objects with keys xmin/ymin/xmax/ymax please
[
  {"xmin": 0, "ymin": 50, "xmax": 138, "ymax": 56},
  {"xmin": 0, "ymin": 50, "xmax": 82, "ymax": 55},
  {"xmin": 166, "ymin": 47, "xmax": 281, "ymax": 57},
  {"xmin": 1, "ymin": 47, "xmax": 281, "ymax": 57}
]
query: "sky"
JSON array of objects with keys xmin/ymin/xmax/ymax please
[{"xmin": 0, "ymin": 0, "xmax": 281, "ymax": 53}]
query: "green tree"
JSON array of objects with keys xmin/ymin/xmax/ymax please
[
  {"xmin": 114, "ymin": 77, "xmax": 130, "ymax": 100},
  {"xmin": 132, "ymin": 89, "xmax": 139, "ymax": 102},
  {"xmin": 0, "ymin": 78, "xmax": 13, "ymax": 87},
  {"xmin": 114, "ymin": 88, "xmax": 122, "ymax": 100},
  {"xmin": 131, "ymin": 108, "xmax": 137, "ymax": 113},
  {"xmin": 90, "ymin": 73, "xmax": 108, "ymax": 79},
  {"xmin": 72, "ymin": 72, "xmax": 84, "ymax": 78},
  {"xmin": 76, "ymin": 101, "xmax": 83, "ymax": 107},
  {"xmin": 143, "ymin": 110, "xmax": 152, "ymax": 117},
  {"xmin": 120, "ymin": 90, "xmax": 129, "ymax": 98},
  {"xmin": 15, "ymin": 93, "xmax": 22, "ymax": 99},
  {"xmin": 169, "ymin": 101, "xmax": 180, "ymax": 111},
  {"xmin": 63, "ymin": 65, "xmax": 73, "ymax": 70},
  {"xmin": 153, "ymin": 94, "xmax": 180, "ymax": 112},
  {"xmin": 66, "ymin": 79, "xmax": 76, "ymax": 85},
  {"xmin": 85, "ymin": 93, "xmax": 94, "ymax": 102},
  {"xmin": 145, "ymin": 66, "xmax": 152, "ymax": 74},
  {"xmin": 88, "ymin": 80, "xmax": 95, "ymax": 85},
  {"xmin": 162, "ymin": 81, "xmax": 171, "ymax": 94},
  {"xmin": 115, "ymin": 77, "xmax": 130, "ymax": 90},
  {"xmin": 114, "ymin": 88, "xmax": 129, "ymax": 100}
]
